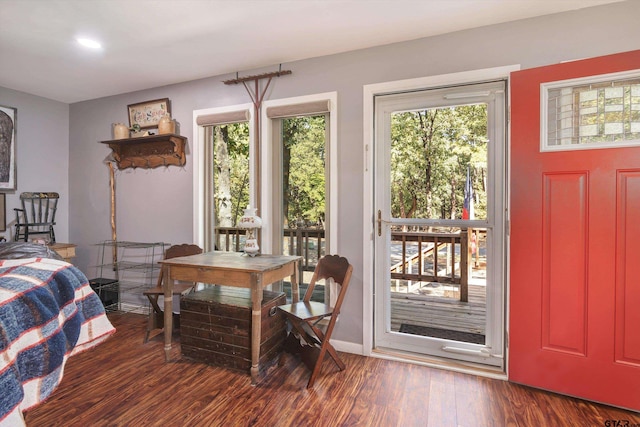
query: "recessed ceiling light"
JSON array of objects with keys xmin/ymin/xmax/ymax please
[{"xmin": 76, "ymin": 37, "xmax": 102, "ymax": 49}]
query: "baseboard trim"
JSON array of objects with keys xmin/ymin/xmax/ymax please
[{"xmin": 332, "ymin": 339, "xmax": 364, "ymax": 355}]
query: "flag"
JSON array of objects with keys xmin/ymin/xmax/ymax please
[{"xmin": 463, "ymin": 167, "xmax": 474, "ymax": 220}]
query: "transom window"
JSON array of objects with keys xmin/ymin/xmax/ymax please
[{"xmin": 542, "ymin": 70, "xmax": 640, "ymax": 151}]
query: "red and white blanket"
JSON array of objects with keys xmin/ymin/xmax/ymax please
[{"xmin": 0, "ymin": 258, "xmax": 115, "ymax": 426}]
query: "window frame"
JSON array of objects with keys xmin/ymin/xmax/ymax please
[
  {"xmin": 192, "ymin": 103, "xmax": 255, "ymax": 250},
  {"xmin": 260, "ymin": 92, "xmax": 338, "ymax": 256}
]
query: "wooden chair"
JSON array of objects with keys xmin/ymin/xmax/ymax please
[
  {"xmin": 142, "ymin": 244, "xmax": 203, "ymax": 343},
  {"xmin": 277, "ymin": 254, "xmax": 353, "ymax": 388},
  {"xmin": 13, "ymin": 192, "xmax": 59, "ymax": 243}
]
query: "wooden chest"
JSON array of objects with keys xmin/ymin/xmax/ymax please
[{"xmin": 180, "ymin": 286, "xmax": 287, "ymax": 374}]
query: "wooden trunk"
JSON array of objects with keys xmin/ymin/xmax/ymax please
[{"xmin": 180, "ymin": 286, "xmax": 287, "ymax": 375}]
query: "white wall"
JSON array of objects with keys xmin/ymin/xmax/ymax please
[
  {"xmin": 66, "ymin": 0, "xmax": 640, "ymax": 347},
  {"xmin": 0, "ymin": 86, "xmax": 69, "ymax": 242}
]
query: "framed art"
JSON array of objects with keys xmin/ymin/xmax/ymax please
[
  {"xmin": 127, "ymin": 98, "xmax": 171, "ymax": 130},
  {"xmin": 0, "ymin": 105, "xmax": 17, "ymax": 190},
  {"xmin": 0, "ymin": 193, "xmax": 5, "ymax": 232}
]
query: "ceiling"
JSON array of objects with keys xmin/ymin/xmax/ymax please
[{"xmin": 0, "ymin": 0, "xmax": 624, "ymax": 104}]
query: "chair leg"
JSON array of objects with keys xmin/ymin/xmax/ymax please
[
  {"xmin": 324, "ymin": 344, "xmax": 346, "ymax": 370},
  {"xmin": 307, "ymin": 345, "xmax": 327, "ymax": 388},
  {"xmin": 282, "ymin": 316, "xmax": 347, "ymax": 388},
  {"xmin": 144, "ymin": 323, "xmax": 152, "ymax": 344},
  {"xmin": 305, "ymin": 322, "xmax": 345, "ymax": 388},
  {"xmin": 144, "ymin": 295, "xmax": 163, "ymax": 343},
  {"xmin": 144, "ymin": 308, "xmax": 155, "ymax": 344},
  {"xmin": 311, "ymin": 323, "xmax": 343, "ymax": 367}
]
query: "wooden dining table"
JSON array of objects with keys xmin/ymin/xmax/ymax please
[{"xmin": 160, "ymin": 251, "xmax": 301, "ymax": 384}]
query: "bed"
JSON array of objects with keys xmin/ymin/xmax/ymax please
[{"xmin": 0, "ymin": 245, "xmax": 116, "ymax": 426}]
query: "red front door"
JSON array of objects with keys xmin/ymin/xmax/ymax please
[{"xmin": 510, "ymin": 50, "xmax": 640, "ymax": 411}]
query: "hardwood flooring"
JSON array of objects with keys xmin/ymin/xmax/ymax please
[{"xmin": 25, "ymin": 313, "xmax": 640, "ymax": 426}]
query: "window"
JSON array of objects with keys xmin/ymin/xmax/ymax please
[
  {"xmin": 542, "ymin": 70, "xmax": 640, "ymax": 151},
  {"xmin": 208, "ymin": 123, "xmax": 250, "ymax": 250},
  {"xmin": 193, "ymin": 93, "xmax": 338, "ymax": 270},
  {"xmin": 193, "ymin": 105, "xmax": 253, "ymax": 251},
  {"xmin": 261, "ymin": 93, "xmax": 338, "ymax": 300}
]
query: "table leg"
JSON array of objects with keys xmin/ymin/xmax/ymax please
[
  {"xmin": 291, "ymin": 260, "xmax": 300, "ymax": 303},
  {"xmin": 163, "ymin": 265, "xmax": 173, "ymax": 362},
  {"xmin": 250, "ymin": 275, "xmax": 263, "ymax": 385}
]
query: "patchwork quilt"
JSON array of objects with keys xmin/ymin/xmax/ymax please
[{"xmin": 0, "ymin": 258, "xmax": 116, "ymax": 426}]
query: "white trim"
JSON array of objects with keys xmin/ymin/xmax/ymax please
[
  {"xmin": 540, "ymin": 139, "xmax": 640, "ymax": 152},
  {"xmin": 261, "ymin": 92, "xmax": 338, "ymax": 255},
  {"xmin": 192, "ymin": 103, "xmax": 254, "ymax": 248},
  {"xmin": 364, "ymin": 65, "xmax": 521, "ymax": 96},
  {"xmin": 362, "ymin": 65, "xmax": 519, "ymax": 360},
  {"xmin": 332, "ymin": 339, "xmax": 364, "ymax": 355}
]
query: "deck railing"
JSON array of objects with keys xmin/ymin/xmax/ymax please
[
  {"xmin": 217, "ymin": 226, "xmax": 473, "ymax": 302},
  {"xmin": 215, "ymin": 226, "xmax": 325, "ymax": 279},
  {"xmin": 283, "ymin": 227, "xmax": 325, "ymax": 273},
  {"xmin": 216, "ymin": 227, "xmax": 246, "ymax": 252},
  {"xmin": 390, "ymin": 228, "xmax": 471, "ymax": 302}
]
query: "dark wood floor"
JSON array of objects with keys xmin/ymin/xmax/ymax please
[{"xmin": 25, "ymin": 313, "xmax": 640, "ymax": 426}]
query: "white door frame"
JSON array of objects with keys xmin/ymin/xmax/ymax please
[{"xmin": 362, "ymin": 65, "xmax": 519, "ymax": 374}]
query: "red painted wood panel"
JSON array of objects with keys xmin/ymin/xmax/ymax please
[
  {"xmin": 542, "ymin": 173, "xmax": 587, "ymax": 355},
  {"xmin": 616, "ymin": 171, "xmax": 640, "ymax": 366},
  {"xmin": 510, "ymin": 49, "xmax": 640, "ymax": 411}
]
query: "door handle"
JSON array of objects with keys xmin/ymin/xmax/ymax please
[{"xmin": 377, "ymin": 210, "xmax": 382, "ymax": 237}]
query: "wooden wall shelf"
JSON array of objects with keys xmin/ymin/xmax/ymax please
[{"xmin": 101, "ymin": 134, "xmax": 187, "ymax": 169}]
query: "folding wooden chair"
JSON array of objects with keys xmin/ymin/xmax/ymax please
[
  {"xmin": 277, "ymin": 254, "xmax": 353, "ymax": 388},
  {"xmin": 142, "ymin": 244, "xmax": 203, "ymax": 343}
]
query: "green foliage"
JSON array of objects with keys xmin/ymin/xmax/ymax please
[
  {"xmin": 283, "ymin": 116, "xmax": 326, "ymax": 226},
  {"xmin": 225, "ymin": 121, "xmax": 250, "ymax": 158},
  {"xmin": 390, "ymin": 103, "xmax": 488, "ymax": 220},
  {"xmin": 213, "ymin": 123, "xmax": 250, "ymax": 226},
  {"xmin": 213, "ymin": 103, "xmax": 484, "ymax": 228},
  {"xmin": 213, "ymin": 116, "xmax": 326, "ymax": 230}
]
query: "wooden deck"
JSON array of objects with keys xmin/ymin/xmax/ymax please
[
  {"xmin": 390, "ymin": 282, "xmax": 486, "ymax": 335},
  {"xmin": 285, "ymin": 278, "xmax": 486, "ymax": 336}
]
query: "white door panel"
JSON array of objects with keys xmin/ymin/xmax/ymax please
[{"xmin": 373, "ymin": 80, "xmax": 506, "ymax": 367}]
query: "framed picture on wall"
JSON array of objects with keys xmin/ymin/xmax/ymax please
[
  {"xmin": 0, "ymin": 105, "xmax": 17, "ymax": 190},
  {"xmin": 127, "ymin": 98, "xmax": 171, "ymax": 130},
  {"xmin": 0, "ymin": 193, "xmax": 5, "ymax": 232}
]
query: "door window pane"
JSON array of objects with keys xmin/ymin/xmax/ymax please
[
  {"xmin": 544, "ymin": 72, "xmax": 640, "ymax": 150},
  {"xmin": 390, "ymin": 104, "xmax": 488, "ymax": 220}
]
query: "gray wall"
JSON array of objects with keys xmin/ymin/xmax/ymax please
[
  {"xmin": 0, "ymin": 86, "xmax": 69, "ymax": 242},
  {"xmin": 64, "ymin": 0, "xmax": 640, "ymax": 346}
]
